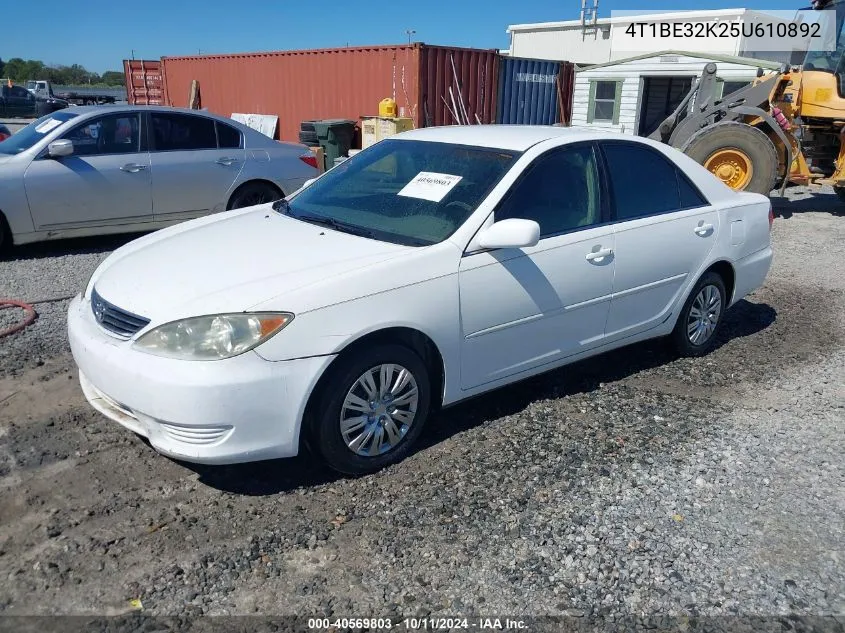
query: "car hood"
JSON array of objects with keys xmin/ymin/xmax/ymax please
[
  {"xmin": 0, "ymin": 155, "xmax": 16, "ymax": 165},
  {"xmin": 93, "ymin": 208, "xmax": 414, "ymax": 323}
]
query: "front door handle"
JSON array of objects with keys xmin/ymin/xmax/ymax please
[
  {"xmin": 585, "ymin": 247, "xmax": 614, "ymax": 262},
  {"xmin": 119, "ymin": 163, "xmax": 148, "ymax": 173},
  {"xmin": 215, "ymin": 157, "xmax": 238, "ymax": 166},
  {"xmin": 694, "ymin": 223, "xmax": 714, "ymax": 236}
]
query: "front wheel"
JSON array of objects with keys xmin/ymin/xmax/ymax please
[
  {"xmin": 309, "ymin": 344, "xmax": 431, "ymax": 475},
  {"xmin": 671, "ymin": 272, "xmax": 727, "ymax": 357}
]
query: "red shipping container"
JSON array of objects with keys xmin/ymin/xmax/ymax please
[
  {"xmin": 158, "ymin": 44, "xmax": 501, "ymax": 142},
  {"xmin": 123, "ymin": 60, "xmax": 165, "ymax": 106}
]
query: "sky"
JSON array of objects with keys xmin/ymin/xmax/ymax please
[{"xmin": 3, "ymin": 0, "xmax": 807, "ymax": 73}]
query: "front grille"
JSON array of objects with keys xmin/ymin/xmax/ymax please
[{"xmin": 91, "ymin": 287, "xmax": 150, "ymax": 337}]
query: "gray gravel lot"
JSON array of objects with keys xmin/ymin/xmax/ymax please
[{"xmin": 0, "ymin": 188, "xmax": 843, "ymax": 622}]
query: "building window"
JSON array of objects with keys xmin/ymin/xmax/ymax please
[
  {"xmin": 589, "ymin": 80, "xmax": 621, "ymax": 124},
  {"xmin": 720, "ymin": 79, "xmax": 753, "ymax": 99}
]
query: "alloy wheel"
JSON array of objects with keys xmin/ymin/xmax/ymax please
[
  {"xmin": 687, "ymin": 284, "xmax": 723, "ymax": 345},
  {"xmin": 339, "ymin": 363, "xmax": 419, "ymax": 457}
]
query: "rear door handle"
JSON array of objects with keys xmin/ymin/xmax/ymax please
[
  {"xmin": 119, "ymin": 163, "xmax": 147, "ymax": 173},
  {"xmin": 216, "ymin": 157, "xmax": 238, "ymax": 166},
  {"xmin": 694, "ymin": 223, "xmax": 714, "ymax": 236},
  {"xmin": 585, "ymin": 247, "xmax": 613, "ymax": 262}
]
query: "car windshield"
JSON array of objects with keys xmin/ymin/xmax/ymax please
[
  {"xmin": 0, "ymin": 111, "xmax": 78, "ymax": 155},
  {"xmin": 283, "ymin": 139, "xmax": 520, "ymax": 246}
]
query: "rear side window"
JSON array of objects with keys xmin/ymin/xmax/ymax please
[
  {"xmin": 678, "ymin": 172, "xmax": 708, "ymax": 208},
  {"xmin": 150, "ymin": 113, "xmax": 217, "ymax": 151},
  {"xmin": 601, "ymin": 142, "xmax": 708, "ymax": 220},
  {"xmin": 216, "ymin": 121, "xmax": 242, "ymax": 148}
]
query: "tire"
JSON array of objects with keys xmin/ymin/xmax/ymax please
[
  {"xmin": 226, "ymin": 181, "xmax": 282, "ymax": 210},
  {"xmin": 682, "ymin": 123, "xmax": 778, "ymax": 195},
  {"xmin": 309, "ymin": 344, "xmax": 432, "ymax": 475},
  {"xmin": 671, "ymin": 272, "xmax": 727, "ymax": 357},
  {"xmin": 0, "ymin": 213, "xmax": 10, "ymax": 258},
  {"xmin": 834, "ymin": 186, "xmax": 845, "ymax": 203}
]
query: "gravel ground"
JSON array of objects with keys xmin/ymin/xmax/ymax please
[{"xmin": 0, "ymin": 188, "xmax": 843, "ymax": 623}]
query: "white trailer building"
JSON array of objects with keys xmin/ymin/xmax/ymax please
[
  {"xmin": 505, "ymin": 8, "xmax": 803, "ymax": 66},
  {"xmin": 568, "ymin": 51, "xmax": 782, "ymax": 136}
]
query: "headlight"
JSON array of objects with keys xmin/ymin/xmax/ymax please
[{"xmin": 133, "ymin": 313, "xmax": 293, "ymax": 360}]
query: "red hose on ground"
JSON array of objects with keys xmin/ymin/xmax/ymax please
[{"xmin": 0, "ymin": 299, "xmax": 37, "ymax": 338}]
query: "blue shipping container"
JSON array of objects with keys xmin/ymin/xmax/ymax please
[{"xmin": 496, "ymin": 57, "xmax": 563, "ymax": 125}]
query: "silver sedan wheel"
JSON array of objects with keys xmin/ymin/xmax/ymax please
[
  {"xmin": 687, "ymin": 284, "xmax": 723, "ymax": 345},
  {"xmin": 339, "ymin": 363, "xmax": 419, "ymax": 457}
]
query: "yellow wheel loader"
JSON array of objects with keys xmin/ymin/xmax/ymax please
[{"xmin": 649, "ymin": 0, "xmax": 845, "ymax": 199}]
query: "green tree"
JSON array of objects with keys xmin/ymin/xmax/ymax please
[
  {"xmin": 101, "ymin": 71, "xmax": 125, "ymax": 87},
  {"xmin": 2, "ymin": 58, "xmax": 27, "ymax": 82}
]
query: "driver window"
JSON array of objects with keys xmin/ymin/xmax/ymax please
[
  {"xmin": 496, "ymin": 144, "xmax": 602, "ymax": 238},
  {"xmin": 64, "ymin": 114, "xmax": 140, "ymax": 156}
]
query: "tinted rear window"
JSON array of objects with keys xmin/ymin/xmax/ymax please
[
  {"xmin": 216, "ymin": 122, "xmax": 242, "ymax": 149},
  {"xmin": 151, "ymin": 113, "xmax": 217, "ymax": 151},
  {"xmin": 602, "ymin": 142, "xmax": 693, "ymax": 220}
]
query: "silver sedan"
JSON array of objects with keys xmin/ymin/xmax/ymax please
[{"xmin": 0, "ymin": 106, "xmax": 319, "ymax": 251}]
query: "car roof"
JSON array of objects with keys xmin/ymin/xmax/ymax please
[
  {"xmin": 62, "ymin": 105, "xmax": 234, "ymax": 119},
  {"xmin": 394, "ymin": 125, "xmax": 621, "ymax": 151}
]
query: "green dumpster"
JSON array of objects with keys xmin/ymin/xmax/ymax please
[{"xmin": 313, "ymin": 119, "xmax": 356, "ymax": 170}]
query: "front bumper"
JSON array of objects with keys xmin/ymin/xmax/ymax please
[{"xmin": 67, "ymin": 294, "xmax": 334, "ymax": 465}]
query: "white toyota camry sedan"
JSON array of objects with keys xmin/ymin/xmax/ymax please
[{"xmin": 68, "ymin": 125, "xmax": 773, "ymax": 475}]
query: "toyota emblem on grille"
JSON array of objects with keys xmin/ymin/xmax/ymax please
[{"xmin": 93, "ymin": 299, "xmax": 105, "ymax": 324}]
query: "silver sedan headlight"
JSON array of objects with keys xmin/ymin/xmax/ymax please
[{"xmin": 133, "ymin": 313, "xmax": 293, "ymax": 361}]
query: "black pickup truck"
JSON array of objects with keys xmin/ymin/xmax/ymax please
[{"xmin": 0, "ymin": 84, "xmax": 69, "ymax": 118}]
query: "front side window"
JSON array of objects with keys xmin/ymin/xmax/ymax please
[
  {"xmin": 496, "ymin": 145, "xmax": 602, "ymax": 237},
  {"xmin": 10, "ymin": 86, "xmax": 32, "ymax": 100},
  {"xmin": 0, "ymin": 111, "xmax": 78, "ymax": 155},
  {"xmin": 151, "ymin": 113, "xmax": 216, "ymax": 151},
  {"xmin": 601, "ymin": 142, "xmax": 708, "ymax": 220},
  {"xmin": 64, "ymin": 114, "xmax": 141, "ymax": 156},
  {"xmin": 590, "ymin": 80, "xmax": 620, "ymax": 123},
  {"xmin": 284, "ymin": 139, "xmax": 519, "ymax": 246}
]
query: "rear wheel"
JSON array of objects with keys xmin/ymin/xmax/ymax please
[
  {"xmin": 671, "ymin": 272, "xmax": 727, "ymax": 357},
  {"xmin": 0, "ymin": 213, "xmax": 10, "ymax": 258},
  {"xmin": 226, "ymin": 181, "xmax": 282, "ymax": 210},
  {"xmin": 309, "ymin": 344, "xmax": 431, "ymax": 475},
  {"xmin": 683, "ymin": 123, "xmax": 778, "ymax": 195}
]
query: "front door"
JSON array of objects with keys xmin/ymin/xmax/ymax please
[
  {"xmin": 24, "ymin": 112, "xmax": 153, "ymax": 229},
  {"xmin": 148, "ymin": 111, "xmax": 246, "ymax": 220},
  {"xmin": 599, "ymin": 140, "xmax": 720, "ymax": 341},
  {"xmin": 458, "ymin": 143, "xmax": 615, "ymax": 389}
]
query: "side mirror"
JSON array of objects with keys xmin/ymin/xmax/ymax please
[
  {"xmin": 47, "ymin": 139, "xmax": 74, "ymax": 158},
  {"xmin": 477, "ymin": 218, "xmax": 540, "ymax": 250}
]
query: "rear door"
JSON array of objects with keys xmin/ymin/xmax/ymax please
[
  {"xmin": 599, "ymin": 140, "xmax": 719, "ymax": 341},
  {"xmin": 148, "ymin": 112, "xmax": 246, "ymax": 221},
  {"xmin": 24, "ymin": 112, "xmax": 153, "ymax": 228}
]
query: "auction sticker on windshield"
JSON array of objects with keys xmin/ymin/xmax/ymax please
[
  {"xmin": 398, "ymin": 172, "xmax": 463, "ymax": 202},
  {"xmin": 35, "ymin": 119, "xmax": 64, "ymax": 134}
]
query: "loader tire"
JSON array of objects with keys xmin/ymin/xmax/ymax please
[
  {"xmin": 682, "ymin": 123, "xmax": 778, "ymax": 195},
  {"xmin": 834, "ymin": 186, "xmax": 845, "ymax": 204}
]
